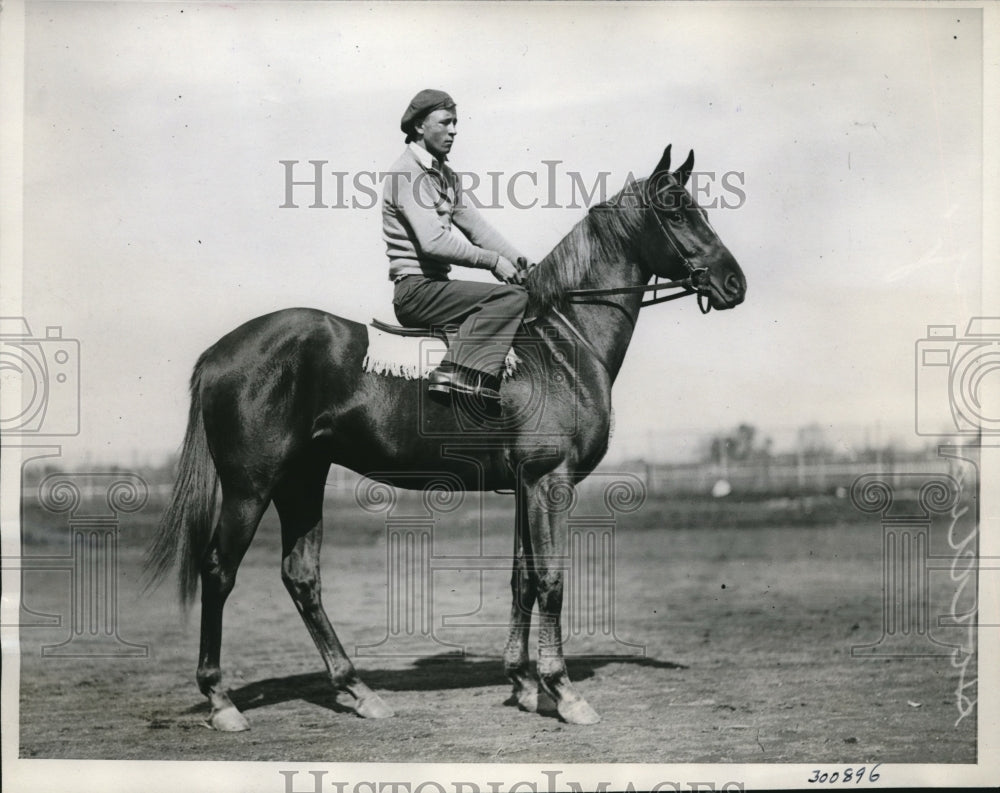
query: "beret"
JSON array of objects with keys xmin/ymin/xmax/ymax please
[{"xmin": 400, "ymin": 89, "xmax": 456, "ymax": 137}]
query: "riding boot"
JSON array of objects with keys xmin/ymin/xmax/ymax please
[{"xmin": 428, "ymin": 362, "xmax": 501, "ymax": 402}]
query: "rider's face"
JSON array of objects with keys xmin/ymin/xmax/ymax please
[{"xmin": 415, "ymin": 108, "xmax": 457, "ymax": 161}]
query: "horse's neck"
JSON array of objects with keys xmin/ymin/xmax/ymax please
[{"xmin": 546, "ymin": 258, "xmax": 645, "ymax": 382}]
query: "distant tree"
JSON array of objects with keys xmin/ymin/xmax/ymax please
[{"xmin": 707, "ymin": 423, "xmax": 773, "ymax": 464}]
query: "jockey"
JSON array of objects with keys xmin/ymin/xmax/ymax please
[{"xmin": 382, "ymin": 89, "xmax": 529, "ymax": 403}]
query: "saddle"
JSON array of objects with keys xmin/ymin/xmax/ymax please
[
  {"xmin": 370, "ymin": 316, "xmax": 538, "ymax": 340},
  {"xmin": 366, "ymin": 318, "xmax": 527, "ymax": 382},
  {"xmin": 369, "ymin": 318, "xmax": 457, "ymax": 341}
]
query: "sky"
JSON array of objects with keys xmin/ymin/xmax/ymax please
[{"xmin": 2, "ymin": 1, "xmax": 993, "ymax": 465}]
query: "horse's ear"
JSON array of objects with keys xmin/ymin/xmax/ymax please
[
  {"xmin": 652, "ymin": 144, "xmax": 672, "ymax": 176},
  {"xmin": 676, "ymin": 149, "xmax": 695, "ymax": 186}
]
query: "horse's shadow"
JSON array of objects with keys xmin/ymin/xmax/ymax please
[{"xmin": 185, "ymin": 653, "xmax": 686, "ymax": 719}]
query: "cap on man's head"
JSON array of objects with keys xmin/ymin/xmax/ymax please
[{"xmin": 400, "ymin": 89, "xmax": 456, "ymax": 142}]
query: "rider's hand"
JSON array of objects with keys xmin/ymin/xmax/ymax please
[
  {"xmin": 492, "ymin": 256, "xmax": 524, "ymax": 285},
  {"xmin": 517, "ymin": 257, "xmax": 537, "ymax": 276}
]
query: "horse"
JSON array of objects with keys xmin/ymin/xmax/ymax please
[{"xmin": 144, "ymin": 144, "xmax": 747, "ymax": 730}]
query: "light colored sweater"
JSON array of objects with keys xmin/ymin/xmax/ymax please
[{"xmin": 382, "ymin": 144, "xmax": 524, "ymax": 280}]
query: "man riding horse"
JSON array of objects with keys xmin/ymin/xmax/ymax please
[
  {"xmin": 383, "ymin": 89, "xmax": 529, "ymax": 403},
  {"xmin": 147, "ymin": 106, "xmax": 747, "ymax": 729}
]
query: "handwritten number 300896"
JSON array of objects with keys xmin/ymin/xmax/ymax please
[{"xmin": 807, "ymin": 764, "xmax": 881, "ymax": 784}]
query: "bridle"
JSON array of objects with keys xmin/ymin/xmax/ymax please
[
  {"xmin": 561, "ymin": 203, "xmax": 715, "ymax": 319},
  {"xmin": 646, "ymin": 203, "xmax": 715, "ymax": 315},
  {"xmin": 524, "ymin": 182, "xmax": 722, "ymax": 376},
  {"xmin": 566, "ymin": 187, "xmax": 712, "ymax": 308},
  {"xmin": 536, "ymin": 200, "xmax": 712, "ymax": 370}
]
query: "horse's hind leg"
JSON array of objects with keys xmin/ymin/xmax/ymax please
[
  {"xmin": 273, "ymin": 458, "xmax": 393, "ymax": 720},
  {"xmin": 197, "ymin": 493, "xmax": 269, "ymax": 731},
  {"xmin": 503, "ymin": 483, "xmax": 540, "ymax": 712}
]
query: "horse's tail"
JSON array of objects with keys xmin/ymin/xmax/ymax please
[{"xmin": 143, "ymin": 357, "xmax": 218, "ymax": 610}]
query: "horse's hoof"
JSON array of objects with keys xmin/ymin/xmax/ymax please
[
  {"xmin": 355, "ymin": 693, "xmax": 394, "ymax": 719},
  {"xmin": 209, "ymin": 705, "xmax": 250, "ymax": 732},
  {"xmin": 558, "ymin": 698, "xmax": 601, "ymax": 725},
  {"xmin": 513, "ymin": 686, "xmax": 538, "ymax": 713}
]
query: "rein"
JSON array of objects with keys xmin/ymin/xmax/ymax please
[
  {"xmin": 526, "ymin": 189, "xmax": 719, "ymax": 376},
  {"xmin": 565, "ymin": 269, "xmax": 710, "ymax": 313},
  {"xmin": 550, "ymin": 270, "xmax": 707, "ymax": 377}
]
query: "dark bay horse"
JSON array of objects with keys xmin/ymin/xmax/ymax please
[{"xmin": 145, "ymin": 145, "xmax": 746, "ymax": 730}]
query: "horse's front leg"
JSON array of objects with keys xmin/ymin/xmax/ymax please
[
  {"xmin": 502, "ymin": 483, "xmax": 539, "ymax": 712},
  {"xmin": 528, "ymin": 474, "xmax": 601, "ymax": 725}
]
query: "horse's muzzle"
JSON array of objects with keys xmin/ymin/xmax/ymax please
[{"xmin": 710, "ymin": 270, "xmax": 747, "ymax": 310}]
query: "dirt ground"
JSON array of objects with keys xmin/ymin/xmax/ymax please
[{"xmin": 16, "ymin": 498, "xmax": 976, "ymax": 765}]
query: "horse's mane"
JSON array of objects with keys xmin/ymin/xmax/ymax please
[{"xmin": 525, "ymin": 178, "xmax": 647, "ymax": 315}]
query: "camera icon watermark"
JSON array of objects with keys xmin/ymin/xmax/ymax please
[
  {"xmin": 915, "ymin": 317, "xmax": 1000, "ymax": 436},
  {"xmin": 0, "ymin": 316, "xmax": 80, "ymax": 436}
]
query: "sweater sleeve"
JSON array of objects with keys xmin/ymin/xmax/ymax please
[
  {"xmin": 452, "ymin": 199, "xmax": 525, "ymax": 266},
  {"xmin": 392, "ymin": 170, "xmax": 499, "ymax": 269}
]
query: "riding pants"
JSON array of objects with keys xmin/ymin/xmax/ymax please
[{"xmin": 392, "ymin": 275, "xmax": 529, "ymax": 378}]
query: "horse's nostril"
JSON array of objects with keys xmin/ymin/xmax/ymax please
[{"xmin": 724, "ymin": 272, "xmax": 743, "ymax": 295}]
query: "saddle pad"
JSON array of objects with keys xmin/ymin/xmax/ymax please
[{"xmin": 362, "ymin": 327, "xmax": 518, "ymax": 380}]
